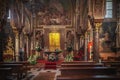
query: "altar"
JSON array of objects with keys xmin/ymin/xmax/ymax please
[{"xmin": 44, "ymin": 51, "xmax": 62, "ymax": 61}]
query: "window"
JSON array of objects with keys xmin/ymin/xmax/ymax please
[
  {"xmin": 105, "ymin": 0, "xmax": 113, "ymax": 18},
  {"xmin": 7, "ymin": 10, "xmax": 11, "ymax": 19}
]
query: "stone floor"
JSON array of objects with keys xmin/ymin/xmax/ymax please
[{"xmin": 22, "ymin": 67, "xmax": 60, "ymax": 80}]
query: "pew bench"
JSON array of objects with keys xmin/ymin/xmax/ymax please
[
  {"xmin": 60, "ymin": 67, "xmax": 117, "ymax": 76},
  {"xmin": 0, "ymin": 64, "xmax": 24, "ymax": 80},
  {"xmin": 110, "ymin": 63, "xmax": 120, "ymax": 75},
  {"xmin": 61, "ymin": 63, "xmax": 103, "ymax": 67},
  {"xmin": 102, "ymin": 61, "xmax": 120, "ymax": 75},
  {"xmin": 102, "ymin": 61, "xmax": 120, "ymax": 66},
  {"xmin": 57, "ymin": 75, "xmax": 120, "ymax": 80},
  {"xmin": 62, "ymin": 61, "xmax": 96, "ymax": 64},
  {"xmin": 0, "ymin": 61, "xmax": 30, "ymax": 77},
  {"xmin": 0, "ymin": 68, "xmax": 12, "ymax": 80}
]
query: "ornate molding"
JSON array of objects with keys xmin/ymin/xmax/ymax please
[{"xmin": 93, "ymin": 0, "xmax": 105, "ymax": 19}]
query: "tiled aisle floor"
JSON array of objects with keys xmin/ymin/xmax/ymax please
[{"xmin": 22, "ymin": 68, "xmax": 60, "ymax": 80}]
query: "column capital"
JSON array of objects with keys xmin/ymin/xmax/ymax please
[
  {"xmin": 13, "ymin": 29, "xmax": 19, "ymax": 38},
  {"xmin": 94, "ymin": 22, "xmax": 102, "ymax": 30}
]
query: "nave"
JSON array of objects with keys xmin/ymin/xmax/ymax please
[
  {"xmin": 0, "ymin": 0, "xmax": 120, "ymax": 80},
  {"xmin": 1, "ymin": 60, "xmax": 120, "ymax": 80}
]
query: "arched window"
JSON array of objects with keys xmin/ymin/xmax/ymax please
[
  {"xmin": 7, "ymin": 10, "xmax": 11, "ymax": 19},
  {"xmin": 105, "ymin": 0, "xmax": 113, "ymax": 18}
]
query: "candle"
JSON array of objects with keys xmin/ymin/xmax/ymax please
[{"xmin": 89, "ymin": 45, "xmax": 92, "ymax": 59}]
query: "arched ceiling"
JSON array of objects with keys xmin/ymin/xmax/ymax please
[{"xmin": 22, "ymin": 0, "xmax": 76, "ymax": 15}]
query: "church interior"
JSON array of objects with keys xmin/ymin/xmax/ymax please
[{"xmin": 0, "ymin": 0, "xmax": 120, "ymax": 80}]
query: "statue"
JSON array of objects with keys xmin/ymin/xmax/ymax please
[
  {"xmin": 35, "ymin": 30, "xmax": 44, "ymax": 49},
  {"xmin": 66, "ymin": 30, "xmax": 74, "ymax": 48}
]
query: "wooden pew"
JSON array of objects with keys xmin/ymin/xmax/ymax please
[
  {"xmin": 61, "ymin": 63, "xmax": 103, "ymax": 67},
  {"xmin": 60, "ymin": 67, "xmax": 117, "ymax": 76},
  {"xmin": 0, "ymin": 61, "xmax": 30, "ymax": 68},
  {"xmin": 0, "ymin": 64, "xmax": 23, "ymax": 80},
  {"xmin": 0, "ymin": 68, "xmax": 12, "ymax": 80},
  {"xmin": 102, "ymin": 61, "xmax": 120, "ymax": 66},
  {"xmin": 57, "ymin": 61, "xmax": 118, "ymax": 80},
  {"xmin": 57, "ymin": 75, "xmax": 120, "ymax": 80},
  {"xmin": 102, "ymin": 61, "xmax": 120, "ymax": 74},
  {"xmin": 110, "ymin": 63, "xmax": 120, "ymax": 74},
  {"xmin": 62, "ymin": 61, "xmax": 96, "ymax": 64},
  {"xmin": 0, "ymin": 61, "xmax": 30, "ymax": 76}
]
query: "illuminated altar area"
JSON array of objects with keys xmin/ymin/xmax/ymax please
[{"xmin": 49, "ymin": 32, "xmax": 60, "ymax": 51}]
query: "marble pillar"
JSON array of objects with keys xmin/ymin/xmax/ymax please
[{"xmin": 93, "ymin": 23, "xmax": 102, "ymax": 62}]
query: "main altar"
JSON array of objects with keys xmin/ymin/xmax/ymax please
[{"xmin": 44, "ymin": 51, "xmax": 62, "ymax": 61}]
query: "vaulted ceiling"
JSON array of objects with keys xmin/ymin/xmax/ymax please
[{"xmin": 22, "ymin": 0, "xmax": 76, "ymax": 15}]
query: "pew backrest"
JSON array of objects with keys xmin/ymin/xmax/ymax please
[{"xmin": 60, "ymin": 67, "xmax": 117, "ymax": 76}]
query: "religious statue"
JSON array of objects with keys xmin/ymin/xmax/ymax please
[
  {"xmin": 35, "ymin": 30, "xmax": 44, "ymax": 49},
  {"xmin": 66, "ymin": 30, "xmax": 74, "ymax": 48}
]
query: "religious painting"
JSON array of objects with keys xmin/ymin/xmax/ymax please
[
  {"xmin": 99, "ymin": 22, "xmax": 117, "ymax": 53},
  {"xmin": 37, "ymin": 0, "xmax": 72, "ymax": 25}
]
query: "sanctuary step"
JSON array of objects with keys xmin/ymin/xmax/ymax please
[{"xmin": 44, "ymin": 62, "xmax": 57, "ymax": 69}]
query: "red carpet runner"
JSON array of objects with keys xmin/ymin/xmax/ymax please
[
  {"xmin": 37, "ymin": 60, "xmax": 62, "ymax": 69},
  {"xmin": 45, "ymin": 62, "xmax": 57, "ymax": 69}
]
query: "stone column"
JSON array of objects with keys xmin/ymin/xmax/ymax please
[
  {"xmin": 84, "ymin": 32, "xmax": 88, "ymax": 61},
  {"xmin": 88, "ymin": 15, "xmax": 103, "ymax": 62},
  {"xmin": 26, "ymin": 33, "xmax": 32, "ymax": 58},
  {"xmin": 93, "ymin": 22, "xmax": 102, "ymax": 62},
  {"xmin": 77, "ymin": 36, "xmax": 80, "ymax": 50},
  {"xmin": 25, "ymin": 36, "xmax": 29, "ymax": 58},
  {"xmin": 79, "ymin": 36, "xmax": 83, "ymax": 48},
  {"xmin": 31, "ymin": 0, "xmax": 36, "ymax": 49},
  {"xmin": 75, "ymin": 34, "xmax": 80, "ymax": 51},
  {"xmin": 14, "ymin": 31, "xmax": 19, "ymax": 61},
  {"xmin": 75, "ymin": 0, "xmax": 80, "ymax": 50}
]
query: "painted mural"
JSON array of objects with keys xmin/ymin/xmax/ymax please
[
  {"xmin": 99, "ymin": 22, "xmax": 117, "ymax": 53},
  {"xmin": 37, "ymin": 0, "xmax": 72, "ymax": 25}
]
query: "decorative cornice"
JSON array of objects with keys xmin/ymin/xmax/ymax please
[{"xmin": 92, "ymin": 0, "xmax": 105, "ymax": 19}]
